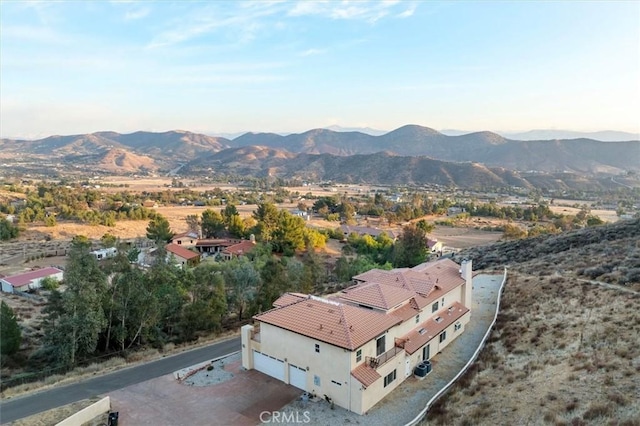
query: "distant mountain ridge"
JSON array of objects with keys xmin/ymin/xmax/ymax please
[
  {"xmin": 1, "ymin": 125, "xmax": 638, "ymax": 179},
  {"xmin": 441, "ymin": 128, "xmax": 640, "ymax": 142}
]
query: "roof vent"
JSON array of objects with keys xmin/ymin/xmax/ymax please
[
  {"xmin": 418, "ymin": 328, "xmax": 426, "ymax": 335},
  {"xmin": 319, "ymin": 324, "xmax": 323, "ymax": 330},
  {"xmin": 435, "ymin": 317, "xmax": 443, "ymax": 323}
]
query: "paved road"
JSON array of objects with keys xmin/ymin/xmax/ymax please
[{"xmin": 0, "ymin": 337, "xmax": 241, "ymax": 424}]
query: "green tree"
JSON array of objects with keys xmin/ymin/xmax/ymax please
[
  {"xmin": 252, "ymin": 203, "xmax": 280, "ymax": 242},
  {"xmin": 392, "ymin": 224, "xmax": 428, "ymax": 268},
  {"xmin": 1, "ymin": 301, "xmax": 21, "ymax": 356},
  {"xmin": 201, "ymin": 209, "xmax": 226, "ymax": 238},
  {"xmin": 146, "ymin": 214, "xmax": 174, "ymax": 243},
  {"xmin": 101, "ymin": 233, "xmax": 117, "ymax": 248},
  {"xmin": 415, "ymin": 219, "xmax": 435, "ymax": 234},
  {"xmin": 42, "ymin": 238, "xmax": 107, "ymax": 366},
  {"xmin": 224, "ymin": 258, "xmax": 260, "ymax": 321},
  {"xmin": 272, "ymin": 211, "xmax": 306, "ymax": 255},
  {"xmin": 0, "ymin": 220, "xmax": 19, "ymax": 240},
  {"xmin": 40, "ymin": 276, "xmax": 60, "ymax": 291},
  {"xmin": 227, "ymin": 214, "xmax": 246, "ymax": 238}
]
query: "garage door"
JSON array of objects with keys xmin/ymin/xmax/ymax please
[
  {"xmin": 288, "ymin": 364, "xmax": 307, "ymax": 390},
  {"xmin": 253, "ymin": 351, "xmax": 285, "ymax": 381}
]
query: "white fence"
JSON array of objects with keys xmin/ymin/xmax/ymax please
[
  {"xmin": 404, "ymin": 267, "xmax": 508, "ymax": 426},
  {"xmin": 55, "ymin": 396, "xmax": 110, "ymax": 426}
]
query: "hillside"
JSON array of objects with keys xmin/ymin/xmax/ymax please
[
  {"xmin": 430, "ymin": 220, "xmax": 640, "ymax": 424},
  {"xmin": 186, "ymin": 147, "xmax": 634, "ymax": 191},
  {"xmin": 0, "ymin": 126, "xmax": 637, "ymax": 177}
]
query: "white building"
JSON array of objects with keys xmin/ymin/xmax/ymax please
[
  {"xmin": 241, "ymin": 258, "xmax": 473, "ymax": 414},
  {"xmin": 1, "ymin": 267, "xmax": 64, "ymax": 293}
]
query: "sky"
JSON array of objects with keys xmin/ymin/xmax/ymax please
[{"xmin": 1, "ymin": 0, "xmax": 639, "ymax": 139}]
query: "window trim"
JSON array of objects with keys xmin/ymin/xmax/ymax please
[
  {"xmin": 356, "ymin": 349, "xmax": 362, "ymax": 363},
  {"xmin": 383, "ymin": 369, "xmax": 397, "ymax": 387},
  {"xmin": 432, "ymin": 301, "xmax": 439, "ymax": 313}
]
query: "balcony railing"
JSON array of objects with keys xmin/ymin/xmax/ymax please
[{"xmin": 367, "ymin": 346, "xmax": 404, "ymax": 369}]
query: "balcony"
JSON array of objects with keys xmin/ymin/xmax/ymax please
[{"xmin": 367, "ymin": 346, "xmax": 404, "ymax": 369}]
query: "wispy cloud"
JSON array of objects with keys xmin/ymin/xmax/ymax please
[
  {"xmin": 300, "ymin": 48, "xmax": 326, "ymax": 57},
  {"xmin": 147, "ymin": 4, "xmax": 280, "ymax": 48},
  {"xmin": 124, "ymin": 7, "xmax": 150, "ymax": 21},
  {"xmin": 287, "ymin": 0, "xmax": 413, "ymax": 24}
]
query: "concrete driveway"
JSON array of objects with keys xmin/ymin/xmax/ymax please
[{"xmin": 108, "ymin": 355, "xmax": 302, "ymax": 426}]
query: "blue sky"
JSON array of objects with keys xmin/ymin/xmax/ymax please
[{"xmin": 1, "ymin": 0, "xmax": 639, "ymax": 138}]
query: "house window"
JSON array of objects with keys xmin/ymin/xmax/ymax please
[
  {"xmin": 315, "ymin": 344, "xmax": 320, "ymax": 353},
  {"xmin": 376, "ymin": 335, "xmax": 386, "ymax": 356},
  {"xmin": 423, "ymin": 344, "xmax": 430, "ymax": 361},
  {"xmin": 454, "ymin": 322, "xmax": 462, "ymax": 331},
  {"xmin": 314, "ymin": 375, "xmax": 321, "ymax": 386},
  {"xmin": 432, "ymin": 301, "xmax": 439, "ymax": 313},
  {"xmin": 439, "ymin": 331, "xmax": 447, "ymax": 343},
  {"xmin": 383, "ymin": 370, "xmax": 397, "ymax": 387},
  {"xmin": 415, "ymin": 315, "xmax": 420, "ymax": 324},
  {"xmin": 441, "ymin": 297, "xmax": 445, "ymax": 306},
  {"xmin": 356, "ymin": 349, "xmax": 362, "ymax": 363},
  {"xmin": 177, "ymin": 241, "xmax": 182, "ymax": 244}
]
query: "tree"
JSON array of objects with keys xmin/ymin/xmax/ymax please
[
  {"xmin": 252, "ymin": 203, "xmax": 280, "ymax": 242},
  {"xmin": 392, "ymin": 224, "xmax": 428, "ymax": 268},
  {"xmin": 101, "ymin": 233, "xmax": 117, "ymax": 248},
  {"xmin": 40, "ymin": 276, "xmax": 60, "ymax": 291},
  {"xmin": 224, "ymin": 258, "xmax": 260, "ymax": 321},
  {"xmin": 201, "ymin": 209, "xmax": 225, "ymax": 238},
  {"xmin": 227, "ymin": 214, "xmax": 246, "ymax": 238},
  {"xmin": 415, "ymin": 219, "xmax": 435, "ymax": 234},
  {"xmin": 222, "ymin": 204, "xmax": 239, "ymax": 227},
  {"xmin": 1, "ymin": 301, "xmax": 21, "ymax": 356},
  {"xmin": 254, "ymin": 257, "xmax": 288, "ymax": 313},
  {"xmin": 42, "ymin": 238, "xmax": 107, "ymax": 366},
  {"xmin": 185, "ymin": 214, "xmax": 201, "ymax": 235},
  {"xmin": 146, "ymin": 214, "xmax": 174, "ymax": 243},
  {"xmin": 272, "ymin": 211, "xmax": 306, "ymax": 255},
  {"xmin": 0, "ymin": 220, "xmax": 19, "ymax": 240}
]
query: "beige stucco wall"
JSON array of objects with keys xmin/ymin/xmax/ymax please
[{"xmin": 259, "ymin": 323, "xmax": 354, "ymax": 411}]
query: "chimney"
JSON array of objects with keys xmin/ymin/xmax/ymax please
[{"xmin": 461, "ymin": 259, "xmax": 473, "ymax": 310}]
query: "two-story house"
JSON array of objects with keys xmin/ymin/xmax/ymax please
[{"xmin": 241, "ymin": 258, "xmax": 473, "ymax": 414}]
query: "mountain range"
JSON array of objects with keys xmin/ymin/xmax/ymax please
[{"xmin": 1, "ymin": 125, "xmax": 638, "ymax": 189}]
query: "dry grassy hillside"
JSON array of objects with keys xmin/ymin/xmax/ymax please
[{"xmin": 427, "ymin": 220, "xmax": 640, "ymax": 425}]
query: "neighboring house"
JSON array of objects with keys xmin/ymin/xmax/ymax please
[
  {"xmin": 165, "ymin": 244, "xmax": 201, "ymax": 268},
  {"xmin": 222, "ymin": 240, "xmax": 257, "ymax": 260},
  {"xmin": 1, "ymin": 267, "xmax": 64, "ymax": 293},
  {"xmin": 241, "ymin": 258, "xmax": 473, "ymax": 415},
  {"xmin": 290, "ymin": 209, "xmax": 309, "ymax": 219},
  {"xmin": 195, "ymin": 238, "xmax": 242, "ymax": 255},
  {"xmin": 340, "ymin": 225, "xmax": 396, "ymax": 240},
  {"xmin": 170, "ymin": 231, "xmax": 200, "ymax": 248},
  {"xmin": 427, "ymin": 239, "xmax": 443, "ymax": 255},
  {"xmin": 90, "ymin": 247, "xmax": 117, "ymax": 261}
]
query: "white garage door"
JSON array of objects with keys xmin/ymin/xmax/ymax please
[
  {"xmin": 253, "ymin": 351, "xmax": 285, "ymax": 381},
  {"xmin": 288, "ymin": 364, "xmax": 307, "ymax": 390}
]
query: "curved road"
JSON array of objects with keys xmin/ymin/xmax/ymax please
[{"xmin": 0, "ymin": 337, "xmax": 241, "ymax": 424}]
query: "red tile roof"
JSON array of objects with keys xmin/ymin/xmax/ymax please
[
  {"xmin": 351, "ymin": 363, "xmax": 381, "ymax": 388},
  {"xmin": 2, "ymin": 267, "xmax": 63, "ymax": 287},
  {"xmin": 255, "ymin": 296, "xmax": 401, "ymax": 351},
  {"xmin": 166, "ymin": 244, "xmax": 200, "ymax": 260},
  {"xmin": 273, "ymin": 292, "xmax": 307, "ymax": 308},
  {"xmin": 401, "ymin": 302, "xmax": 469, "ymax": 354},
  {"xmin": 339, "ymin": 282, "xmax": 416, "ymax": 310},
  {"xmin": 195, "ymin": 238, "xmax": 238, "ymax": 247},
  {"xmin": 223, "ymin": 240, "xmax": 256, "ymax": 256}
]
